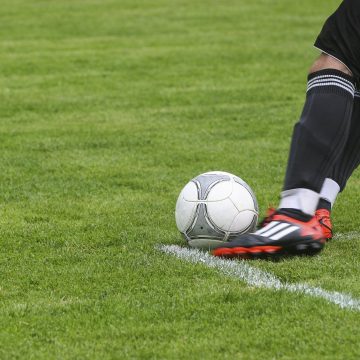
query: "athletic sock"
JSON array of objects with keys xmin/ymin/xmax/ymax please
[
  {"xmin": 317, "ymin": 197, "xmax": 332, "ymax": 211},
  {"xmin": 316, "ymin": 90, "xmax": 360, "ymax": 211},
  {"xmin": 319, "ymin": 178, "xmax": 340, "ymax": 208},
  {"xmin": 327, "ymin": 90, "xmax": 360, "ymax": 191},
  {"xmin": 281, "ymin": 69, "xmax": 355, "ymax": 214},
  {"xmin": 279, "ymin": 188, "xmax": 319, "ymax": 215},
  {"xmin": 277, "ymin": 208, "xmax": 312, "ymax": 222}
]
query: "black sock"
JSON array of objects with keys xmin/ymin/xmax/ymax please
[
  {"xmin": 317, "ymin": 197, "xmax": 332, "ymax": 211},
  {"xmin": 283, "ymin": 69, "xmax": 355, "ymax": 193},
  {"xmin": 328, "ymin": 91, "xmax": 360, "ymax": 190},
  {"xmin": 277, "ymin": 208, "xmax": 312, "ymax": 222}
]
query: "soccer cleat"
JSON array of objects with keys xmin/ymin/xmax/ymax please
[
  {"xmin": 212, "ymin": 213, "xmax": 326, "ymax": 259},
  {"xmin": 258, "ymin": 206, "xmax": 276, "ymax": 228},
  {"xmin": 315, "ymin": 208, "xmax": 333, "ymax": 240}
]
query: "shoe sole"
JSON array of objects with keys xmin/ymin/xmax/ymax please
[{"xmin": 212, "ymin": 241, "xmax": 324, "ymax": 259}]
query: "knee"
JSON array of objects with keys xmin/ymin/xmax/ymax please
[{"xmin": 309, "ymin": 53, "xmax": 352, "ymax": 76}]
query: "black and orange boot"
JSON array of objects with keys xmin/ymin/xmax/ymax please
[
  {"xmin": 258, "ymin": 207, "xmax": 276, "ymax": 228},
  {"xmin": 213, "ymin": 210, "xmax": 326, "ymax": 259},
  {"xmin": 315, "ymin": 208, "xmax": 333, "ymax": 240}
]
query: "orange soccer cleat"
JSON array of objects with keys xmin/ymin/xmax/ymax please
[
  {"xmin": 258, "ymin": 207, "xmax": 276, "ymax": 228},
  {"xmin": 213, "ymin": 210, "xmax": 326, "ymax": 259},
  {"xmin": 315, "ymin": 208, "xmax": 333, "ymax": 240}
]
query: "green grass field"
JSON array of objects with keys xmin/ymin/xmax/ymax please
[{"xmin": 1, "ymin": 0, "xmax": 360, "ymax": 358}]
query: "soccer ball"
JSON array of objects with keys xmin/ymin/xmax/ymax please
[{"xmin": 175, "ymin": 171, "xmax": 258, "ymax": 249}]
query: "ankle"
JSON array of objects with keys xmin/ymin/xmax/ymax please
[
  {"xmin": 317, "ymin": 198, "xmax": 332, "ymax": 212},
  {"xmin": 277, "ymin": 208, "xmax": 313, "ymax": 222}
]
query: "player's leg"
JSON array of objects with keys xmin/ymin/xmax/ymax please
[
  {"xmin": 279, "ymin": 55, "xmax": 355, "ymax": 217},
  {"xmin": 295, "ymin": 0, "xmax": 360, "ymax": 238},
  {"xmin": 277, "ymin": 0, "xmax": 360, "ymax": 249},
  {"xmin": 213, "ymin": 0, "xmax": 360, "ymax": 258},
  {"xmin": 213, "ymin": 56, "xmax": 355, "ymax": 258},
  {"xmin": 315, "ymin": 178, "xmax": 337, "ymax": 239},
  {"xmin": 329, "ymin": 91, "xmax": 360, "ymax": 190},
  {"xmin": 260, "ymin": 54, "xmax": 355, "ymax": 237},
  {"xmin": 316, "ymin": 90, "xmax": 360, "ymax": 238},
  {"xmin": 282, "ymin": 55, "xmax": 354, "ymax": 195}
]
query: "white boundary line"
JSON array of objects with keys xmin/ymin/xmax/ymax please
[
  {"xmin": 333, "ymin": 231, "xmax": 360, "ymax": 241},
  {"xmin": 158, "ymin": 244, "xmax": 360, "ymax": 311}
]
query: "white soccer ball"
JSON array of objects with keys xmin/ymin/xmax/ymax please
[{"xmin": 175, "ymin": 171, "xmax": 259, "ymax": 249}]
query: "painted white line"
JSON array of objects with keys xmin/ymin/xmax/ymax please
[
  {"xmin": 158, "ymin": 244, "xmax": 360, "ymax": 311},
  {"xmin": 333, "ymin": 231, "xmax": 360, "ymax": 241}
]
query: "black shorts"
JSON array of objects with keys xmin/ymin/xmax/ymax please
[{"xmin": 315, "ymin": 0, "xmax": 360, "ymax": 82}]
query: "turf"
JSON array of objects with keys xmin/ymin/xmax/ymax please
[{"xmin": 1, "ymin": 0, "xmax": 360, "ymax": 358}]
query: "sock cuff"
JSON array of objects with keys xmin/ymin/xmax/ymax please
[
  {"xmin": 308, "ymin": 69, "xmax": 355, "ymax": 84},
  {"xmin": 279, "ymin": 188, "xmax": 320, "ymax": 215},
  {"xmin": 307, "ymin": 69, "xmax": 355, "ymax": 97},
  {"xmin": 320, "ymin": 178, "xmax": 340, "ymax": 206},
  {"xmin": 317, "ymin": 198, "xmax": 332, "ymax": 212}
]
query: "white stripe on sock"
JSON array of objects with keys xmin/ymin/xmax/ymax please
[
  {"xmin": 308, "ymin": 77, "xmax": 355, "ymax": 91},
  {"xmin": 307, "ymin": 82, "xmax": 354, "ymax": 96},
  {"xmin": 307, "ymin": 80, "xmax": 355, "ymax": 94},
  {"xmin": 308, "ymin": 74, "xmax": 355, "ymax": 89}
]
